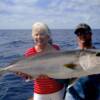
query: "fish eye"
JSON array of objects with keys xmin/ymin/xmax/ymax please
[{"xmin": 96, "ymin": 52, "xmax": 100, "ymax": 56}]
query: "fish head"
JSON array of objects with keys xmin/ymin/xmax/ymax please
[{"xmin": 79, "ymin": 49, "xmax": 100, "ymax": 70}]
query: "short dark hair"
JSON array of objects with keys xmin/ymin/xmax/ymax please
[{"xmin": 75, "ymin": 23, "xmax": 92, "ymax": 35}]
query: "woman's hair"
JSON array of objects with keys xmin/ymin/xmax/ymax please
[
  {"xmin": 32, "ymin": 22, "xmax": 52, "ymax": 45},
  {"xmin": 48, "ymin": 38, "xmax": 53, "ymax": 45},
  {"xmin": 32, "ymin": 22, "xmax": 51, "ymax": 36}
]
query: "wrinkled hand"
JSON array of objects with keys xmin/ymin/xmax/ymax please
[
  {"xmin": 15, "ymin": 71, "xmax": 33, "ymax": 80},
  {"xmin": 35, "ymin": 74, "xmax": 49, "ymax": 80}
]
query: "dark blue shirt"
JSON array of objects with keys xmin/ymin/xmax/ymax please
[
  {"xmin": 66, "ymin": 74, "xmax": 100, "ymax": 100},
  {"xmin": 65, "ymin": 47, "xmax": 100, "ymax": 100}
]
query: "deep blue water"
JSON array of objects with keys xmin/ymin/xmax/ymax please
[{"xmin": 0, "ymin": 29, "xmax": 100, "ymax": 100}]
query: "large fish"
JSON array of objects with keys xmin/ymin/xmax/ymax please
[{"xmin": 0, "ymin": 49, "xmax": 100, "ymax": 79}]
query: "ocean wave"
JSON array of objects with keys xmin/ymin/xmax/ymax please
[
  {"xmin": 94, "ymin": 42, "xmax": 100, "ymax": 45},
  {"xmin": 0, "ymin": 54, "xmax": 22, "ymax": 67},
  {"xmin": 2, "ymin": 40, "xmax": 32, "ymax": 47}
]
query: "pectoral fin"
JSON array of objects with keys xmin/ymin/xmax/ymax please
[{"xmin": 64, "ymin": 63, "xmax": 77, "ymax": 69}]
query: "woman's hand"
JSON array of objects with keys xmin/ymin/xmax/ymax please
[
  {"xmin": 35, "ymin": 74, "xmax": 49, "ymax": 80},
  {"xmin": 15, "ymin": 71, "xmax": 49, "ymax": 81},
  {"xmin": 15, "ymin": 71, "xmax": 33, "ymax": 80}
]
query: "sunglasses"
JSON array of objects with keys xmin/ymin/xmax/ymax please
[{"xmin": 76, "ymin": 30, "xmax": 91, "ymax": 36}]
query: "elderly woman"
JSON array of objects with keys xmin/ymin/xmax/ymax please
[{"xmin": 25, "ymin": 22, "xmax": 66, "ymax": 100}]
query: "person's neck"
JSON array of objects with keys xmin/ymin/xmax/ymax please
[
  {"xmin": 35, "ymin": 44, "xmax": 52, "ymax": 52},
  {"xmin": 79, "ymin": 44, "xmax": 93, "ymax": 49}
]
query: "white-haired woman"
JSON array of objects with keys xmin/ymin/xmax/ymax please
[{"xmin": 24, "ymin": 22, "xmax": 66, "ymax": 100}]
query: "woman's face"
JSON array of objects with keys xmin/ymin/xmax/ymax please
[{"xmin": 32, "ymin": 29, "xmax": 49, "ymax": 46}]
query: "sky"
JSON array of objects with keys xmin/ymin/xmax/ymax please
[{"xmin": 0, "ymin": 0, "xmax": 100, "ymax": 29}]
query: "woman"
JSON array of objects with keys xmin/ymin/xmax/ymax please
[{"xmin": 25, "ymin": 22, "xmax": 65, "ymax": 100}]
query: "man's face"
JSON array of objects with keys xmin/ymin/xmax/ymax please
[{"xmin": 76, "ymin": 29, "xmax": 92, "ymax": 47}]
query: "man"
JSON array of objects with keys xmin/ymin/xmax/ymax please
[
  {"xmin": 65, "ymin": 23, "xmax": 100, "ymax": 100},
  {"xmin": 74, "ymin": 23, "xmax": 95, "ymax": 49}
]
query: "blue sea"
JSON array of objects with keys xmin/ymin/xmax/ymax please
[{"xmin": 0, "ymin": 29, "xmax": 100, "ymax": 100}]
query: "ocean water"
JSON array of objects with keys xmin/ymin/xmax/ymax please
[{"xmin": 0, "ymin": 29, "xmax": 100, "ymax": 100}]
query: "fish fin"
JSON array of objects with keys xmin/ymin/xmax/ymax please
[{"xmin": 64, "ymin": 63, "xmax": 77, "ymax": 69}]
